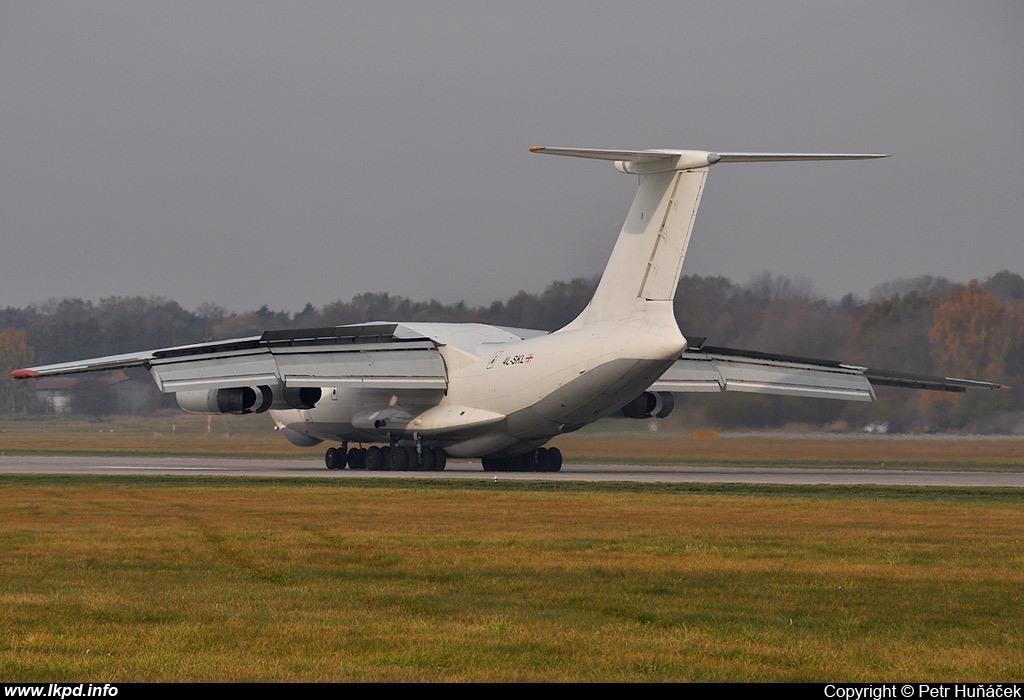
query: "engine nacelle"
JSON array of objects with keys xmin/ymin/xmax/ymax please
[
  {"xmin": 619, "ymin": 391, "xmax": 675, "ymax": 419},
  {"xmin": 273, "ymin": 386, "xmax": 322, "ymax": 411},
  {"xmin": 175, "ymin": 385, "xmax": 322, "ymax": 415},
  {"xmin": 176, "ymin": 387, "xmax": 262, "ymax": 415}
]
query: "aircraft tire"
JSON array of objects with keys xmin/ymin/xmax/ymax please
[
  {"xmin": 434, "ymin": 449, "xmax": 447, "ymax": 471},
  {"xmin": 365, "ymin": 446, "xmax": 384, "ymax": 470},
  {"xmin": 535, "ymin": 448, "xmax": 549, "ymax": 472},
  {"xmin": 348, "ymin": 448, "xmax": 366, "ymax": 470},
  {"xmin": 405, "ymin": 446, "xmax": 420, "ymax": 471},
  {"xmin": 420, "ymin": 446, "xmax": 436, "ymax": 471},
  {"xmin": 325, "ymin": 447, "xmax": 344, "ymax": 470},
  {"xmin": 388, "ymin": 446, "xmax": 409, "ymax": 471},
  {"xmin": 545, "ymin": 447, "xmax": 562, "ymax": 472}
]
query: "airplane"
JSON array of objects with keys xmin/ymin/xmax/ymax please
[{"xmin": 12, "ymin": 147, "xmax": 1005, "ymax": 472}]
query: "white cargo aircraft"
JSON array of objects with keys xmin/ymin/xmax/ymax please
[{"xmin": 13, "ymin": 147, "xmax": 1003, "ymax": 471}]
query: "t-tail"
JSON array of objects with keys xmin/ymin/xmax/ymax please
[{"xmin": 530, "ymin": 147, "xmax": 889, "ymax": 331}]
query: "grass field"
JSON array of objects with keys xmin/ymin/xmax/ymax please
[
  {"xmin": 1, "ymin": 415, "xmax": 1022, "ymax": 681},
  {"xmin": 2, "ymin": 413, "xmax": 1023, "ymax": 470},
  {"xmin": 1, "ymin": 477, "xmax": 1022, "ymax": 682}
]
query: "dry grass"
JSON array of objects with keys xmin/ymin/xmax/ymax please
[
  {"xmin": 1, "ymin": 414, "xmax": 1023, "ymax": 471},
  {"xmin": 550, "ymin": 431, "xmax": 1024, "ymax": 470},
  {"xmin": 1, "ymin": 478, "xmax": 1022, "ymax": 681},
  {"xmin": 0, "ymin": 414, "xmax": 307, "ymax": 458}
]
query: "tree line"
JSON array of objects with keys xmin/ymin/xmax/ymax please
[{"xmin": 2, "ymin": 271, "xmax": 1022, "ymax": 431}]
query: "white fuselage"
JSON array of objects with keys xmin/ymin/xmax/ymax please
[{"xmin": 270, "ymin": 302, "xmax": 686, "ymax": 457}]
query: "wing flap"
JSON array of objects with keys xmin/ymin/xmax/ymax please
[
  {"xmin": 651, "ymin": 353, "xmax": 875, "ymax": 401},
  {"xmin": 650, "ymin": 343, "xmax": 1005, "ymax": 400},
  {"xmin": 273, "ymin": 342, "xmax": 447, "ymax": 390},
  {"xmin": 149, "ymin": 348, "xmax": 278, "ymax": 392},
  {"xmin": 14, "ymin": 323, "xmax": 450, "ymax": 396}
]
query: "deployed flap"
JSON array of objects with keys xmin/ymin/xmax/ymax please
[
  {"xmin": 149, "ymin": 346, "xmax": 278, "ymax": 392},
  {"xmin": 650, "ymin": 343, "xmax": 1005, "ymax": 401},
  {"xmin": 272, "ymin": 342, "xmax": 446, "ymax": 391},
  {"xmin": 14, "ymin": 323, "xmax": 449, "ymax": 395},
  {"xmin": 651, "ymin": 351, "xmax": 875, "ymax": 402}
]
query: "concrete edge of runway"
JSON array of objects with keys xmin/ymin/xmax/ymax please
[{"xmin": 2, "ymin": 455, "xmax": 1023, "ymax": 488}]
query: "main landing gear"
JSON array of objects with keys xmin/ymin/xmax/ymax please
[
  {"xmin": 325, "ymin": 444, "xmax": 562, "ymax": 473},
  {"xmin": 481, "ymin": 447, "xmax": 562, "ymax": 473},
  {"xmin": 324, "ymin": 443, "xmax": 447, "ymax": 471}
]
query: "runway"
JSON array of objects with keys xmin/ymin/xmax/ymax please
[{"xmin": 2, "ymin": 455, "xmax": 1023, "ymax": 487}]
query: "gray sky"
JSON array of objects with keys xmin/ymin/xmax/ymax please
[{"xmin": 2, "ymin": 2, "xmax": 1022, "ymax": 313}]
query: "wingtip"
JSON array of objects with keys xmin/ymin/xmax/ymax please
[
  {"xmin": 529, "ymin": 146, "xmax": 545, "ymax": 153},
  {"xmin": 11, "ymin": 369, "xmax": 40, "ymax": 379}
]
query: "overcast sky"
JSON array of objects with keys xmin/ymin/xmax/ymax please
[{"xmin": 2, "ymin": 2, "xmax": 1021, "ymax": 314}]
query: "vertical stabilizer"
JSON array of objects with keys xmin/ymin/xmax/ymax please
[
  {"xmin": 529, "ymin": 147, "xmax": 889, "ymax": 329},
  {"xmin": 530, "ymin": 148, "xmax": 716, "ymax": 328},
  {"xmin": 583, "ymin": 166, "xmax": 708, "ymax": 325}
]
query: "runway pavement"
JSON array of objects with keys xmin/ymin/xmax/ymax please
[{"xmin": 2, "ymin": 455, "xmax": 1023, "ymax": 487}]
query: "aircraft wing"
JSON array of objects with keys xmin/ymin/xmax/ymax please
[
  {"xmin": 12, "ymin": 323, "xmax": 449, "ymax": 406},
  {"xmin": 649, "ymin": 342, "xmax": 1005, "ymax": 401}
]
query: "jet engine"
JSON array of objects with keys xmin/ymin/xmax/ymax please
[
  {"xmin": 619, "ymin": 391, "xmax": 674, "ymax": 419},
  {"xmin": 176, "ymin": 385, "xmax": 321, "ymax": 415}
]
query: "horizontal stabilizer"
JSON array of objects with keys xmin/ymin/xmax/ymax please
[
  {"xmin": 529, "ymin": 146, "xmax": 701, "ymax": 162},
  {"xmin": 713, "ymin": 152, "xmax": 890, "ymax": 162},
  {"xmin": 531, "ymin": 146, "xmax": 889, "ymax": 173}
]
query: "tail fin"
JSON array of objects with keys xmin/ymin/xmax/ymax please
[{"xmin": 530, "ymin": 147, "xmax": 889, "ymax": 328}]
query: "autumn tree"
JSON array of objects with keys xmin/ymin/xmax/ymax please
[
  {"xmin": 0, "ymin": 329, "xmax": 34, "ymax": 414},
  {"xmin": 926, "ymin": 281, "xmax": 1023, "ymax": 427},
  {"xmin": 845, "ymin": 292, "xmax": 939, "ymax": 374},
  {"xmin": 929, "ymin": 281, "xmax": 1022, "ymax": 381},
  {"xmin": 984, "ymin": 270, "xmax": 1024, "ymax": 302}
]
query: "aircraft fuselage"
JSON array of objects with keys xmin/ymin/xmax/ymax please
[{"xmin": 270, "ymin": 305, "xmax": 686, "ymax": 458}]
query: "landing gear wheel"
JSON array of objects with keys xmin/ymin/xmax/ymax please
[
  {"xmin": 348, "ymin": 448, "xmax": 366, "ymax": 470},
  {"xmin": 325, "ymin": 447, "xmax": 344, "ymax": 470},
  {"xmin": 365, "ymin": 446, "xmax": 384, "ymax": 471},
  {"xmin": 420, "ymin": 446, "xmax": 436, "ymax": 471},
  {"xmin": 405, "ymin": 446, "xmax": 420, "ymax": 471},
  {"xmin": 535, "ymin": 448, "xmax": 549, "ymax": 472},
  {"xmin": 543, "ymin": 447, "xmax": 562, "ymax": 472},
  {"xmin": 388, "ymin": 445, "xmax": 409, "ymax": 471},
  {"xmin": 422, "ymin": 447, "xmax": 447, "ymax": 471}
]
